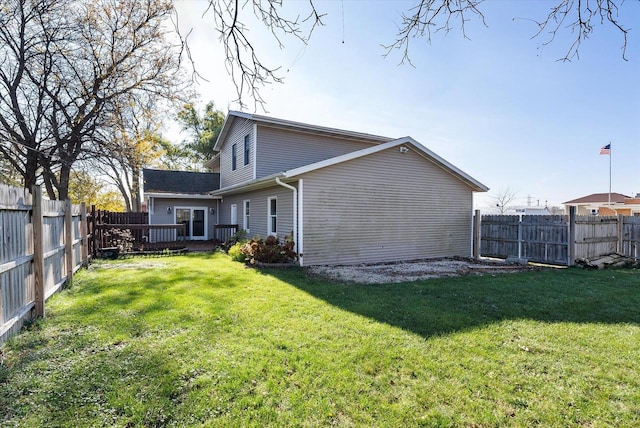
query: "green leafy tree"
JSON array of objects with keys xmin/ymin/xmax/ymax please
[
  {"xmin": 68, "ymin": 170, "xmax": 103, "ymax": 207},
  {"xmin": 176, "ymin": 102, "xmax": 225, "ymax": 166},
  {"xmin": 94, "ymin": 190, "xmax": 126, "ymax": 212}
]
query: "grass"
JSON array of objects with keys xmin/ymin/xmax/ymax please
[{"xmin": 1, "ymin": 253, "xmax": 639, "ymax": 427}]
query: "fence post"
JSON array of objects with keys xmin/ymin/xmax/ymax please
[
  {"xmin": 32, "ymin": 186, "xmax": 45, "ymax": 318},
  {"xmin": 80, "ymin": 203, "xmax": 89, "ymax": 266},
  {"xmin": 567, "ymin": 206, "xmax": 576, "ymax": 266},
  {"xmin": 517, "ymin": 217, "xmax": 523, "ymax": 259},
  {"xmin": 617, "ymin": 214, "xmax": 624, "ymax": 254},
  {"xmin": 64, "ymin": 199, "xmax": 74, "ymax": 284},
  {"xmin": 473, "ymin": 210, "xmax": 481, "ymax": 259},
  {"xmin": 91, "ymin": 205, "xmax": 97, "ymax": 256}
]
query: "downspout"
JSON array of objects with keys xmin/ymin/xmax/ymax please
[{"xmin": 275, "ymin": 177, "xmax": 299, "ymax": 265}]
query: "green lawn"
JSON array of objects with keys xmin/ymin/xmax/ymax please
[{"xmin": 1, "ymin": 253, "xmax": 639, "ymax": 427}]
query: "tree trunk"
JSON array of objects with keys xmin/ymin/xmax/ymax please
[
  {"xmin": 131, "ymin": 168, "xmax": 141, "ymax": 212},
  {"xmin": 24, "ymin": 151, "xmax": 38, "ymax": 194},
  {"xmin": 57, "ymin": 163, "xmax": 71, "ymax": 201}
]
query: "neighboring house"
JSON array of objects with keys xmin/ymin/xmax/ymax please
[
  {"xmin": 204, "ymin": 111, "xmax": 488, "ymax": 266},
  {"xmin": 563, "ymin": 192, "xmax": 640, "ymax": 216},
  {"xmin": 143, "ymin": 168, "xmax": 219, "ymax": 240}
]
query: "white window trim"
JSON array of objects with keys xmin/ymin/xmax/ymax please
[
  {"xmin": 174, "ymin": 206, "xmax": 208, "ymax": 240},
  {"xmin": 267, "ymin": 196, "xmax": 277, "ymax": 236},
  {"xmin": 243, "ymin": 199, "xmax": 250, "ymax": 232},
  {"xmin": 230, "ymin": 203, "xmax": 238, "ymax": 225}
]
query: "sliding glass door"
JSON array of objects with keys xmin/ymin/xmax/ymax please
[{"xmin": 175, "ymin": 207, "xmax": 207, "ymax": 240}]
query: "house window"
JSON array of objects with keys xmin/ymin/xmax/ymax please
[
  {"xmin": 243, "ymin": 135, "xmax": 250, "ymax": 166},
  {"xmin": 231, "ymin": 143, "xmax": 237, "ymax": 171},
  {"xmin": 268, "ymin": 197, "xmax": 277, "ymax": 235},
  {"xmin": 243, "ymin": 200, "xmax": 250, "ymax": 231}
]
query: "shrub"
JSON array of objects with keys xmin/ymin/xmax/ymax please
[
  {"xmin": 239, "ymin": 233, "xmax": 296, "ymax": 264},
  {"xmin": 228, "ymin": 242, "xmax": 246, "ymax": 263},
  {"xmin": 219, "ymin": 229, "xmax": 248, "ymax": 252}
]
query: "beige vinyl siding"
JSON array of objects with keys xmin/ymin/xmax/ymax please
[
  {"xmin": 301, "ymin": 147, "xmax": 473, "ymax": 265},
  {"xmin": 256, "ymin": 125, "xmax": 377, "ymax": 178},
  {"xmin": 218, "ymin": 185, "xmax": 294, "ymax": 240},
  {"xmin": 150, "ymin": 197, "xmax": 216, "ymax": 239},
  {"xmin": 220, "ymin": 118, "xmax": 254, "ymax": 188}
]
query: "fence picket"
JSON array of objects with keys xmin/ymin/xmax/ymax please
[
  {"xmin": 1, "ymin": 184, "xmax": 87, "ymax": 344},
  {"xmin": 480, "ymin": 212, "xmax": 639, "ymax": 266}
]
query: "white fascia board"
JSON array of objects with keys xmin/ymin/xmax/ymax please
[
  {"xmin": 213, "ymin": 111, "xmax": 253, "ymax": 152},
  {"xmin": 403, "ymin": 137, "xmax": 490, "ymax": 193},
  {"xmin": 283, "ymin": 137, "xmax": 489, "ymax": 193},
  {"xmin": 203, "ymin": 152, "xmax": 221, "ymax": 170},
  {"xmin": 144, "ymin": 192, "xmax": 220, "ymax": 200},
  {"xmin": 211, "ymin": 172, "xmax": 285, "ymax": 196}
]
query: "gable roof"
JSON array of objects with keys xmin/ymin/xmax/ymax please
[
  {"xmin": 212, "ymin": 111, "xmax": 394, "ymax": 153},
  {"xmin": 212, "ymin": 137, "xmax": 488, "ymax": 195},
  {"xmin": 284, "ymin": 137, "xmax": 489, "ymax": 192},
  {"xmin": 563, "ymin": 192, "xmax": 630, "ymax": 204},
  {"xmin": 143, "ymin": 169, "xmax": 220, "ymax": 194}
]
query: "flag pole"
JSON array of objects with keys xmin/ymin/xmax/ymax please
[{"xmin": 608, "ymin": 142, "xmax": 612, "ymax": 207}]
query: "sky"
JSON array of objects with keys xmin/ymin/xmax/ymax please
[{"xmin": 170, "ymin": 0, "xmax": 640, "ymax": 212}]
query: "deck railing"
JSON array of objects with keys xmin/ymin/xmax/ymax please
[
  {"xmin": 95, "ymin": 224, "xmax": 186, "ymax": 253},
  {"xmin": 213, "ymin": 224, "xmax": 239, "ymax": 243}
]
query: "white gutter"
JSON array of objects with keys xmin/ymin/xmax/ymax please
[{"xmin": 275, "ymin": 177, "xmax": 299, "ymax": 266}]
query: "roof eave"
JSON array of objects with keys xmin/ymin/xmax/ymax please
[
  {"xmin": 145, "ymin": 192, "xmax": 220, "ymax": 200},
  {"xmin": 211, "ymin": 172, "xmax": 286, "ymax": 196}
]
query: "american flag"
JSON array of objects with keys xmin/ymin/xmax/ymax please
[{"xmin": 600, "ymin": 144, "xmax": 611, "ymax": 155}]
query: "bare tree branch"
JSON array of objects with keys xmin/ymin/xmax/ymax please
[
  {"xmin": 0, "ymin": 0, "xmax": 190, "ymax": 200},
  {"xmin": 528, "ymin": 0, "xmax": 630, "ymax": 61},
  {"xmin": 383, "ymin": 0, "xmax": 486, "ymax": 66},
  {"xmin": 386, "ymin": 0, "xmax": 632, "ymax": 65},
  {"xmin": 202, "ymin": 0, "xmax": 325, "ymax": 110}
]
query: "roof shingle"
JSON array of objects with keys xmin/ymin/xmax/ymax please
[{"xmin": 143, "ymin": 169, "xmax": 220, "ymax": 194}]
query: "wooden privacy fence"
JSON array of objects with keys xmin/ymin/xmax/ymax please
[
  {"xmin": 89, "ymin": 209, "xmax": 148, "ymax": 255},
  {"xmin": 479, "ymin": 214, "xmax": 569, "ymax": 265},
  {"xmin": 1, "ymin": 184, "xmax": 88, "ymax": 344},
  {"xmin": 476, "ymin": 207, "xmax": 640, "ymax": 266}
]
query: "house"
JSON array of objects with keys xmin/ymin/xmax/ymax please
[
  {"xmin": 563, "ymin": 192, "xmax": 640, "ymax": 216},
  {"xmin": 143, "ymin": 168, "xmax": 219, "ymax": 240},
  {"xmin": 204, "ymin": 111, "xmax": 488, "ymax": 266}
]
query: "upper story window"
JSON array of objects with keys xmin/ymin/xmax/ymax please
[
  {"xmin": 243, "ymin": 135, "xmax": 250, "ymax": 166},
  {"xmin": 268, "ymin": 197, "xmax": 277, "ymax": 235},
  {"xmin": 231, "ymin": 143, "xmax": 237, "ymax": 171}
]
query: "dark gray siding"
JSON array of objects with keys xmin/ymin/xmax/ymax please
[
  {"xmin": 301, "ymin": 147, "xmax": 474, "ymax": 265},
  {"xmin": 256, "ymin": 125, "xmax": 376, "ymax": 178}
]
